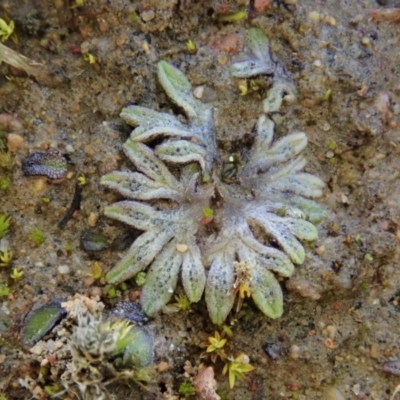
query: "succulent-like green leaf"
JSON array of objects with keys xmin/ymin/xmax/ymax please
[
  {"xmin": 282, "ymin": 217, "xmax": 319, "ymax": 241},
  {"xmin": 181, "ymin": 244, "xmax": 206, "ymax": 303},
  {"xmin": 263, "ymin": 80, "xmax": 296, "ymax": 113},
  {"xmin": 104, "ymin": 201, "xmax": 171, "ymax": 230},
  {"xmin": 205, "ymin": 248, "xmax": 236, "ymax": 325},
  {"xmin": 22, "ymin": 302, "xmax": 67, "ymax": 345},
  {"xmin": 238, "ymin": 243, "xmax": 294, "ymax": 278},
  {"xmin": 101, "ymin": 171, "xmax": 181, "ymax": 200},
  {"xmin": 106, "ymin": 229, "xmax": 173, "ymax": 284},
  {"xmin": 250, "ymin": 268, "xmax": 283, "ymax": 319},
  {"xmin": 123, "ymin": 141, "xmax": 179, "ymax": 187},
  {"xmin": 122, "ymin": 326, "xmax": 154, "ymax": 367},
  {"xmin": 289, "ymin": 195, "xmax": 327, "ymax": 223},
  {"xmin": 230, "ymin": 28, "xmax": 274, "ymax": 78},
  {"xmin": 157, "ymin": 60, "xmax": 208, "ymax": 120},
  {"xmin": 248, "ymin": 27, "xmax": 272, "ymax": 63},
  {"xmin": 140, "ymin": 241, "xmax": 182, "ymax": 316},
  {"xmin": 250, "ymin": 215, "xmax": 305, "ymax": 264},
  {"xmin": 269, "ymin": 173, "xmax": 325, "ymax": 198},
  {"xmin": 155, "ymin": 140, "xmax": 207, "ymax": 173}
]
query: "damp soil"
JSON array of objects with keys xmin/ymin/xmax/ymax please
[{"xmin": 1, "ymin": 0, "xmax": 400, "ymax": 399}]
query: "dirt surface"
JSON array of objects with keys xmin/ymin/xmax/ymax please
[{"xmin": 1, "ymin": 0, "xmax": 400, "ymax": 399}]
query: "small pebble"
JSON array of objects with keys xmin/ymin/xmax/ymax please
[
  {"xmin": 88, "ymin": 212, "xmax": 99, "ymax": 227},
  {"xmin": 193, "ymin": 86, "xmax": 204, "ymax": 99},
  {"xmin": 141, "ymin": 10, "xmax": 155, "ymax": 22},
  {"xmin": 158, "ymin": 361, "xmax": 169, "ymax": 372},
  {"xmin": 325, "ymin": 386, "xmax": 345, "ymax": 400},
  {"xmin": 213, "ymin": 34, "xmax": 241, "ymax": 54},
  {"xmin": 313, "ymin": 59, "xmax": 322, "ymax": 67},
  {"xmin": 57, "ymin": 265, "xmax": 70, "ymax": 275},
  {"xmin": 176, "ymin": 243, "xmax": 188, "ymax": 253},
  {"xmin": 264, "ymin": 343, "xmax": 283, "ymax": 360},
  {"xmin": 361, "ymin": 36, "xmax": 370, "ymax": 46},
  {"xmin": 65, "ymin": 144, "xmax": 75, "ymax": 153},
  {"xmin": 325, "ymin": 16, "xmax": 337, "ymax": 26},
  {"xmin": 7, "ymin": 133, "xmax": 24, "ymax": 152},
  {"xmin": 309, "ymin": 11, "xmax": 321, "ymax": 22}
]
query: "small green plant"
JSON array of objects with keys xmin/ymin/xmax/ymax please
[
  {"xmin": 0, "ymin": 177, "xmax": 10, "ymax": 190},
  {"xmin": 0, "ymin": 282, "xmax": 10, "ymax": 297},
  {"xmin": 0, "ymin": 249, "xmax": 12, "ymax": 267},
  {"xmin": 0, "ymin": 215, "xmax": 10, "ymax": 239},
  {"xmin": 10, "ymin": 267, "xmax": 23, "ymax": 280},
  {"xmin": 30, "ymin": 227, "xmax": 45, "ymax": 246},
  {"xmin": 222, "ymin": 353, "xmax": 254, "ymax": 389},
  {"xmin": 179, "ymin": 380, "xmax": 196, "ymax": 396},
  {"xmin": 106, "ymin": 286, "xmax": 117, "ymax": 298},
  {"xmin": 84, "ymin": 53, "xmax": 96, "ymax": 64},
  {"xmin": 218, "ymin": 9, "xmax": 248, "ymax": 22},
  {"xmin": 135, "ymin": 271, "xmax": 147, "ymax": 286},
  {"xmin": 77, "ymin": 173, "xmax": 88, "ymax": 186},
  {"xmin": 172, "ymin": 293, "xmax": 192, "ymax": 312},
  {"xmin": 200, "ymin": 331, "xmax": 228, "ymax": 363},
  {"xmin": 64, "ymin": 243, "xmax": 73, "ymax": 252},
  {"xmin": 86, "ymin": 261, "xmax": 104, "ymax": 280},
  {"xmin": 0, "ymin": 18, "xmax": 15, "ymax": 42},
  {"xmin": 185, "ymin": 39, "xmax": 196, "ymax": 53},
  {"xmin": 0, "ymin": 151, "xmax": 13, "ymax": 170}
]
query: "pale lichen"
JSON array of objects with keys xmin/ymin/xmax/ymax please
[{"xmin": 101, "ymin": 28, "xmax": 326, "ymax": 324}]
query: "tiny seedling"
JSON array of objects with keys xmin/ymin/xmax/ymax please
[
  {"xmin": 30, "ymin": 227, "xmax": 45, "ymax": 246},
  {"xmin": 0, "ymin": 282, "xmax": 9, "ymax": 296},
  {"xmin": 172, "ymin": 293, "xmax": 191, "ymax": 312},
  {"xmin": 0, "ymin": 177, "xmax": 10, "ymax": 190},
  {"xmin": 77, "ymin": 173, "xmax": 88, "ymax": 186},
  {"xmin": 135, "ymin": 271, "xmax": 146, "ymax": 286},
  {"xmin": 222, "ymin": 353, "xmax": 254, "ymax": 389},
  {"xmin": 0, "ymin": 151, "xmax": 13, "ymax": 170},
  {"xmin": 0, "ymin": 215, "xmax": 10, "ymax": 238},
  {"xmin": 201, "ymin": 331, "xmax": 228, "ymax": 363},
  {"xmin": 185, "ymin": 39, "xmax": 196, "ymax": 53},
  {"xmin": 0, "ymin": 18, "xmax": 15, "ymax": 42},
  {"xmin": 179, "ymin": 381, "xmax": 196, "ymax": 396},
  {"xmin": 10, "ymin": 267, "xmax": 23, "ymax": 280},
  {"xmin": 218, "ymin": 10, "xmax": 248, "ymax": 22},
  {"xmin": 87, "ymin": 261, "xmax": 103, "ymax": 280},
  {"xmin": 84, "ymin": 53, "xmax": 96, "ymax": 64},
  {"xmin": 0, "ymin": 249, "xmax": 12, "ymax": 267}
]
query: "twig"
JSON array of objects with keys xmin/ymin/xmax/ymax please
[{"xmin": 0, "ymin": 43, "xmax": 67, "ymax": 86}]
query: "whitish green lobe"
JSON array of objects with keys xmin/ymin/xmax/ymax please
[
  {"xmin": 140, "ymin": 241, "xmax": 182, "ymax": 316},
  {"xmin": 181, "ymin": 244, "xmax": 206, "ymax": 302},
  {"xmin": 230, "ymin": 27, "xmax": 275, "ymax": 78},
  {"xmin": 250, "ymin": 268, "xmax": 283, "ymax": 319},
  {"xmin": 205, "ymin": 247, "xmax": 236, "ymax": 325}
]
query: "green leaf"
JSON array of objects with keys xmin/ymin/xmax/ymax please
[
  {"xmin": 157, "ymin": 61, "xmax": 208, "ymax": 120},
  {"xmin": 122, "ymin": 326, "xmax": 154, "ymax": 367},
  {"xmin": 141, "ymin": 241, "xmax": 182, "ymax": 316},
  {"xmin": 181, "ymin": 244, "xmax": 206, "ymax": 302},
  {"xmin": 250, "ymin": 268, "xmax": 283, "ymax": 319},
  {"xmin": 101, "ymin": 171, "xmax": 181, "ymax": 200},
  {"xmin": 155, "ymin": 140, "xmax": 207, "ymax": 173},
  {"xmin": 106, "ymin": 229, "xmax": 173, "ymax": 284},
  {"xmin": 283, "ymin": 218, "xmax": 319, "ymax": 241},
  {"xmin": 104, "ymin": 201, "xmax": 169, "ymax": 230},
  {"xmin": 205, "ymin": 248, "xmax": 235, "ymax": 325},
  {"xmin": 250, "ymin": 215, "xmax": 305, "ymax": 264},
  {"xmin": 123, "ymin": 141, "xmax": 178, "ymax": 187}
]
